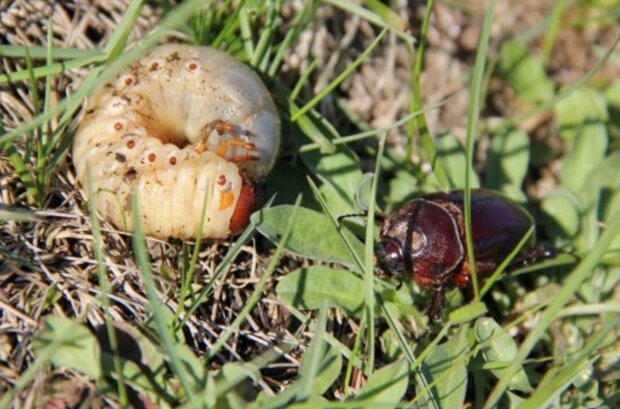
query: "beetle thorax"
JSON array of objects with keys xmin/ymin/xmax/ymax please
[{"xmin": 378, "ymin": 198, "xmax": 466, "ymax": 287}]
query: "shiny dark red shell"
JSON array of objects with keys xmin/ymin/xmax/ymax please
[{"xmin": 376, "ymin": 189, "xmax": 534, "ymax": 288}]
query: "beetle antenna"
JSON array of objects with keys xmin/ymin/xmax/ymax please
[
  {"xmin": 337, "ymin": 211, "xmax": 386, "ymax": 225},
  {"xmin": 508, "ymin": 246, "xmax": 572, "ymax": 271}
]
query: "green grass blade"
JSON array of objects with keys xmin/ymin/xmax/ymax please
[
  {"xmin": 238, "ymin": 6, "xmax": 255, "ymax": 60},
  {"xmin": 268, "ymin": 0, "xmax": 318, "ymax": 76},
  {"xmin": 291, "ymin": 28, "xmax": 387, "ymax": 122},
  {"xmin": 251, "ymin": 0, "xmax": 280, "ymax": 69},
  {"xmin": 296, "ymin": 301, "xmax": 328, "ymax": 402},
  {"xmin": 37, "ymin": 17, "xmax": 55, "ymax": 201},
  {"xmin": 0, "ymin": 120, "xmax": 40, "ymax": 205},
  {"xmin": 542, "ymin": 0, "xmax": 566, "ymax": 67},
  {"xmin": 207, "ymin": 195, "xmax": 303, "ymax": 360},
  {"xmin": 0, "ymin": 53, "xmax": 105, "ymax": 84},
  {"xmin": 492, "ymin": 31, "xmax": 620, "ymax": 132},
  {"xmin": 131, "ymin": 194, "xmax": 200, "ymax": 408},
  {"xmin": 406, "ymin": 0, "xmax": 449, "ymax": 189},
  {"xmin": 1, "ymin": 0, "xmax": 207, "ymax": 149},
  {"xmin": 479, "ymin": 226, "xmax": 534, "ymax": 298},
  {"xmin": 0, "ymin": 45, "xmax": 98, "ymax": 60},
  {"xmin": 177, "ymin": 174, "xmax": 212, "ymax": 318},
  {"xmin": 86, "ymin": 169, "xmax": 129, "ymax": 407},
  {"xmin": 521, "ymin": 314, "xmax": 617, "ymax": 409},
  {"xmin": 463, "ymin": 0, "xmax": 498, "ymax": 301},
  {"xmin": 24, "ymin": 47, "xmax": 39, "ymax": 161},
  {"xmin": 306, "ymin": 178, "xmax": 364, "ymax": 272},
  {"xmin": 362, "ymin": 134, "xmax": 385, "ymax": 375},
  {"xmin": 291, "ymin": 59, "xmax": 318, "ymax": 100},
  {"xmin": 177, "ymin": 195, "xmax": 276, "ymax": 330},
  {"xmin": 323, "ymin": 0, "xmax": 413, "ymax": 43},
  {"xmin": 484, "ymin": 210, "xmax": 620, "ymax": 408},
  {"xmin": 0, "ymin": 325, "xmax": 78, "ymax": 408},
  {"xmin": 103, "ymin": 0, "xmax": 143, "ymax": 60},
  {"xmin": 299, "ymin": 98, "xmax": 451, "ymax": 153}
]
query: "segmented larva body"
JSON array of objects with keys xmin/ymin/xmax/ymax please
[{"xmin": 73, "ymin": 44, "xmax": 280, "ymax": 239}]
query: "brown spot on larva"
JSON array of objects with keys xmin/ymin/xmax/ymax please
[
  {"xmin": 150, "ymin": 61, "xmax": 159, "ymax": 71},
  {"xmin": 126, "ymin": 140, "xmax": 135, "ymax": 149},
  {"xmin": 115, "ymin": 153, "xmax": 127, "ymax": 163},
  {"xmin": 86, "ymin": 108, "xmax": 95, "ymax": 115},
  {"xmin": 148, "ymin": 153, "xmax": 156, "ymax": 162},
  {"xmin": 188, "ymin": 62, "xmax": 197, "ymax": 70},
  {"xmin": 124, "ymin": 77, "xmax": 133, "ymax": 86},
  {"xmin": 169, "ymin": 157, "xmax": 177, "ymax": 165},
  {"xmin": 124, "ymin": 168, "xmax": 138, "ymax": 182},
  {"xmin": 114, "ymin": 122, "xmax": 123, "ymax": 131},
  {"xmin": 217, "ymin": 174, "xmax": 227, "ymax": 185},
  {"xmin": 167, "ymin": 52, "xmax": 180, "ymax": 62}
]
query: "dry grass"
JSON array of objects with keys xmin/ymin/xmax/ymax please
[{"xmin": 1, "ymin": 0, "xmax": 619, "ymax": 407}]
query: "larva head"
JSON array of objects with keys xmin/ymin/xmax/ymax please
[{"xmin": 229, "ymin": 181, "xmax": 255, "ymax": 235}]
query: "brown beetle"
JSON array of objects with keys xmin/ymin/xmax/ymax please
[{"xmin": 375, "ymin": 189, "xmax": 537, "ymax": 319}]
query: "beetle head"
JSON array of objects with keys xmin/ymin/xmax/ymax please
[
  {"xmin": 375, "ymin": 237, "xmax": 405, "ymax": 277},
  {"xmin": 377, "ymin": 198, "xmax": 464, "ymax": 286}
]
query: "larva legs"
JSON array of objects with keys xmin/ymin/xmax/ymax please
[{"xmin": 196, "ymin": 119, "xmax": 260, "ymax": 165}]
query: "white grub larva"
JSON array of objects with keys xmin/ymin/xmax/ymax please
[{"xmin": 73, "ymin": 44, "xmax": 280, "ymax": 239}]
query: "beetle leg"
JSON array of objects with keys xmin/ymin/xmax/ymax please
[
  {"xmin": 428, "ymin": 286, "xmax": 445, "ymax": 321},
  {"xmin": 507, "ymin": 246, "xmax": 559, "ymax": 271},
  {"xmin": 451, "ymin": 262, "xmax": 471, "ymax": 287}
]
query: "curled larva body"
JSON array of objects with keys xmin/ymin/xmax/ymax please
[{"xmin": 73, "ymin": 44, "xmax": 280, "ymax": 239}]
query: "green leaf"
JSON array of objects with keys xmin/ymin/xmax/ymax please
[
  {"xmin": 435, "ymin": 132, "xmax": 480, "ymax": 189},
  {"xmin": 487, "ymin": 128, "xmax": 530, "ymax": 200},
  {"xmin": 579, "ymin": 151, "xmax": 620, "ymax": 250},
  {"xmin": 96, "ymin": 322, "xmax": 169, "ymax": 402},
  {"xmin": 385, "ymin": 168, "xmax": 419, "ymax": 209},
  {"xmin": 276, "ymin": 267, "xmax": 365, "ymax": 316},
  {"xmin": 349, "ymin": 359, "xmax": 409, "ymax": 406},
  {"xmin": 556, "ymin": 87, "xmax": 608, "ymax": 139},
  {"xmin": 448, "ymin": 301, "xmax": 488, "ymax": 324},
  {"xmin": 556, "ymin": 88, "xmax": 609, "ymax": 195},
  {"xmin": 302, "ymin": 145, "xmax": 363, "ymax": 216},
  {"xmin": 101, "ymin": 354, "xmax": 173, "ymax": 409},
  {"xmin": 33, "ymin": 316, "xmax": 101, "ymax": 380},
  {"xmin": 252, "ymin": 205, "xmax": 364, "ymax": 265},
  {"xmin": 604, "ymin": 80, "xmax": 620, "ymax": 140},
  {"xmin": 266, "ymin": 161, "xmax": 315, "ymax": 208},
  {"xmin": 475, "ymin": 317, "xmax": 533, "ymax": 393},
  {"xmin": 299, "ymin": 343, "xmax": 342, "ymax": 395},
  {"xmin": 214, "ymin": 363, "xmax": 261, "ymax": 409},
  {"xmin": 145, "ymin": 304, "xmax": 205, "ymax": 386},
  {"xmin": 417, "ymin": 325, "xmax": 468, "ymax": 408},
  {"xmin": 519, "ymin": 313, "xmax": 618, "ymax": 409},
  {"xmin": 0, "ymin": 207, "xmax": 38, "ymax": 222},
  {"xmin": 559, "ymin": 122, "xmax": 608, "ymax": 194},
  {"xmin": 498, "ymin": 41, "xmax": 554, "ymax": 102},
  {"xmin": 540, "ymin": 187, "xmax": 580, "ymax": 239}
]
